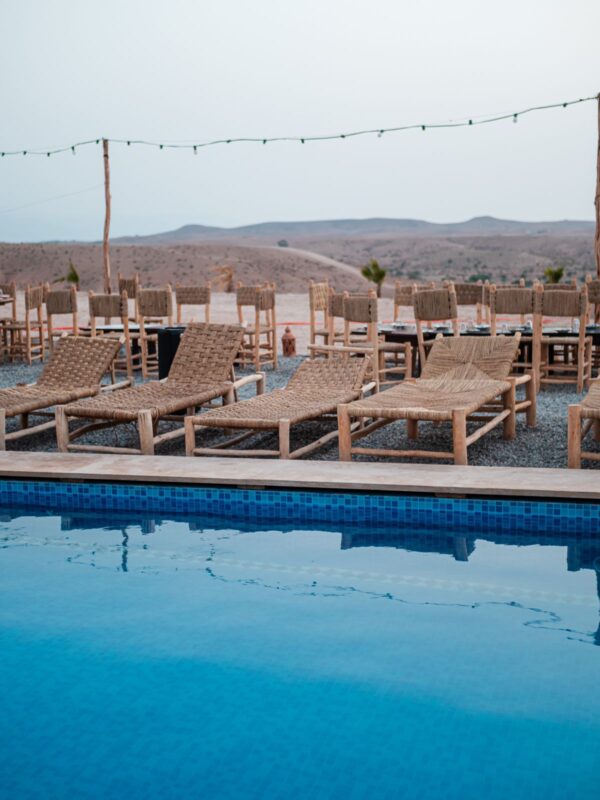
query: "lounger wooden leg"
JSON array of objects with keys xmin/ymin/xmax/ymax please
[
  {"xmin": 407, "ymin": 419, "xmax": 418, "ymax": 440},
  {"xmin": 337, "ymin": 405, "xmax": 352, "ymax": 461},
  {"xmin": 567, "ymin": 404, "xmax": 582, "ymax": 469},
  {"xmin": 525, "ymin": 375, "xmax": 537, "ymax": 427},
  {"xmin": 452, "ymin": 409, "xmax": 468, "ymax": 466},
  {"xmin": 138, "ymin": 410, "xmax": 155, "ymax": 455},
  {"xmin": 0, "ymin": 408, "xmax": 5, "ymax": 451},
  {"xmin": 184, "ymin": 417, "xmax": 196, "ymax": 456},
  {"xmin": 279, "ymin": 419, "xmax": 290, "ymax": 459},
  {"xmin": 503, "ymin": 381, "xmax": 516, "ymax": 440},
  {"xmin": 55, "ymin": 406, "xmax": 70, "ymax": 452}
]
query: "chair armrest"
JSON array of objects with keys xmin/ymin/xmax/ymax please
[
  {"xmin": 233, "ymin": 371, "xmax": 266, "ymax": 395},
  {"xmin": 101, "ymin": 378, "xmax": 133, "ymax": 392},
  {"xmin": 361, "ymin": 381, "xmax": 377, "ymax": 396}
]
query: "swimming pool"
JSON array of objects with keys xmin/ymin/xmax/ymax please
[{"xmin": 1, "ymin": 481, "xmax": 599, "ymax": 799}]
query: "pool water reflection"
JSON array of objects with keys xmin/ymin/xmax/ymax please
[{"xmin": 1, "ymin": 507, "xmax": 599, "ymax": 799}]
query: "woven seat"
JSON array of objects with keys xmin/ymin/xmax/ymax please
[
  {"xmin": 186, "ymin": 355, "xmax": 371, "ymax": 459},
  {"xmin": 567, "ymin": 381, "xmax": 600, "ymax": 467},
  {"xmin": 56, "ymin": 323, "xmax": 255, "ymax": 456},
  {"xmin": 0, "ymin": 336, "xmax": 120, "ymax": 449},
  {"xmin": 338, "ymin": 334, "xmax": 529, "ymax": 465}
]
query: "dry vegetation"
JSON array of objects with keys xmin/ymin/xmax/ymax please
[{"xmin": 0, "ymin": 232, "xmax": 594, "ymax": 291}]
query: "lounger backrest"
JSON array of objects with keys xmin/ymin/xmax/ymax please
[
  {"xmin": 286, "ymin": 354, "xmax": 370, "ymax": 394},
  {"xmin": 421, "ymin": 335, "xmax": 520, "ymax": 381},
  {"xmin": 37, "ymin": 336, "xmax": 120, "ymax": 389},
  {"xmin": 167, "ymin": 323, "xmax": 244, "ymax": 384}
]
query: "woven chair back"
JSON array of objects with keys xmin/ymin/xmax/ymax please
[
  {"xmin": 89, "ymin": 291, "xmax": 128, "ymax": 319},
  {"xmin": 328, "ymin": 291, "xmax": 345, "ymax": 318},
  {"xmin": 236, "ymin": 285, "xmax": 260, "ymax": 307},
  {"xmin": 37, "ymin": 336, "xmax": 120, "ymax": 389},
  {"xmin": 413, "ymin": 287, "xmax": 458, "ymax": 321},
  {"xmin": 309, "ymin": 281, "xmax": 329, "ymax": 311},
  {"xmin": 453, "ymin": 282, "xmax": 485, "ymax": 306},
  {"xmin": 394, "ymin": 281, "xmax": 433, "ymax": 306},
  {"xmin": 287, "ymin": 353, "xmax": 370, "ymax": 394},
  {"xmin": 489, "ymin": 286, "xmax": 540, "ymax": 316},
  {"xmin": 422, "ymin": 335, "xmax": 520, "ymax": 381},
  {"xmin": 343, "ymin": 293, "xmax": 378, "ymax": 324},
  {"xmin": 118, "ymin": 275, "xmax": 139, "ymax": 299},
  {"xmin": 586, "ymin": 279, "xmax": 600, "ymax": 305},
  {"xmin": 46, "ymin": 287, "xmax": 77, "ymax": 315},
  {"xmin": 0, "ymin": 282, "xmax": 16, "ymax": 298},
  {"xmin": 540, "ymin": 287, "xmax": 587, "ymax": 318},
  {"xmin": 25, "ymin": 285, "xmax": 44, "ymax": 311},
  {"xmin": 258, "ymin": 286, "xmax": 276, "ymax": 310},
  {"xmin": 138, "ymin": 287, "xmax": 173, "ymax": 318},
  {"xmin": 167, "ymin": 323, "xmax": 244, "ymax": 384},
  {"xmin": 176, "ymin": 285, "xmax": 211, "ymax": 306}
]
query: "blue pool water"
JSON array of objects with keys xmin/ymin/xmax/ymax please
[{"xmin": 0, "ymin": 484, "xmax": 599, "ymax": 799}]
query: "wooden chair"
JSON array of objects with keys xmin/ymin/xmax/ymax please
[
  {"xmin": 539, "ymin": 286, "xmax": 592, "ymax": 394},
  {"xmin": 585, "ymin": 274, "xmax": 600, "ymax": 323},
  {"xmin": 45, "ymin": 285, "xmax": 79, "ymax": 352},
  {"xmin": 412, "ymin": 285, "xmax": 459, "ymax": 367},
  {"xmin": 342, "ymin": 291, "xmax": 411, "ymax": 389},
  {"xmin": 118, "ymin": 272, "xmax": 141, "ymax": 322},
  {"xmin": 236, "ymin": 283, "xmax": 278, "ymax": 370},
  {"xmin": 138, "ymin": 286, "xmax": 174, "ymax": 378},
  {"xmin": 88, "ymin": 290, "xmax": 133, "ymax": 378},
  {"xmin": 568, "ymin": 379, "xmax": 600, "ymax": 468},
  {"xmin": 393, "ymin": 281, "xmax": 434, "ymax": 322},
  {"xmin": 0, "ymin": 281, "xmax": 17, "ymax": 324},
  {"xmin": 489, "ymin": 284, "xmax": 541, "ymax": 422},
  {"xmin": 175, "ymin": 284, "xmax": 211, "ymax": 324},
  {"xmin": 1, "ymin": 284, "xmax": 45, "ymax": 365},
  {"xmin": 308, "ymin": 280, "xmax": 330, "ymax": 356}
]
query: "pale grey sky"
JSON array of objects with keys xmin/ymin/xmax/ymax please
[{"xmin": 0, "ymin": 0, "xmax": 598, "ymax": 241}]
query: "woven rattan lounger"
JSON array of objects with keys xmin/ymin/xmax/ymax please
[
  {"xmin": 567, "ymin": 381, "xmax": 600, "ymax": 468},
  {"xmin": 185, "ymin": 355, "xmax": 373, "ymax": 459},
  {"xmin": 337, "ymin": 335, "xmax": 531, "ymax": 465},
  {"xmin": 56, "ymin": 323, "xmax": 259, "ymax": 456},
  {"xmin": 0, "ymin": 335, "xmax": 121, "ymax": 450}
]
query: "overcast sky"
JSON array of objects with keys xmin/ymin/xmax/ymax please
[{"xmin": 0, "ymin": 0, "xmax": 598, "ymax": 241}]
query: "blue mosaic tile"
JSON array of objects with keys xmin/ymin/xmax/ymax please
[{"xmin": 0, "ymin": 478, "xmax": 598, "ymax": 536}]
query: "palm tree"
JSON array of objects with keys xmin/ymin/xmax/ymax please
[
  {"xmin": 361, "ymin": 258, "xmax": 387, "ymax": 298},
  {"xmin": 543, "ymin": 265, "xmax": 565, "ymax": 284}
]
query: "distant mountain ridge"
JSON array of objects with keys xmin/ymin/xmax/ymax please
[{"xmin": 111, "ymin": 215, "xmax": 594, "ymax": 245}]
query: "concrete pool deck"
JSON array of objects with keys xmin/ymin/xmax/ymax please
[{"xmin": 0, "ymin": 451, "xmax": 597, "ymax": 501}]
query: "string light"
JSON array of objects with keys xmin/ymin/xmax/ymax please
[{"xmin": 0, "ymin": 94, "xmax": 595, "ymax": 158}]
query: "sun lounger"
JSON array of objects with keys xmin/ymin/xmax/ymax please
[
  {"xmin": 567, "ymin": 380, "xmax": 600, "ymax": 467},
  {"xmin": 185, "ymin": 355, "xmax": 373, "ymax": 459},
  {"xmin": 56, "ymin": 323, "xmax": 259, "ymax": 456},
  {"xmin": 337, "ymin": 335, "xmax": 531, "ymax": 465},
  {"xmin": 0, "ymin": 335, "xmax": 121, "ymax": 450}
]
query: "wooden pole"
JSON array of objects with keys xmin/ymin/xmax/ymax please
[
  {"xmin": 595, "ymin": 94, "xmax": 600, "ymax": 279},
  {"xmin": 102, "ymin": 138, "xmax": 112, "ymax": 293}
]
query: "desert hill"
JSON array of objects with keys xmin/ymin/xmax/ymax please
[{"xmin": 112, "ymin": 215, "xmax": 594, "ymax": 245}]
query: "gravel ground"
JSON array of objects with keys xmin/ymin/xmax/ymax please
[{"xmin": 1, "ymin": 357, "xmax": 598, "ymax": 469}]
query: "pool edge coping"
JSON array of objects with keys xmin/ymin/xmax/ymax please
[{"xmin": 0, "ymin": 452, "xmax": 597, "ymax": 501}]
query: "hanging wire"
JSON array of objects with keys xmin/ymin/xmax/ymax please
[{"xmin": 0, "ymin": 95, "xmax": 596, "ymax": 158}]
